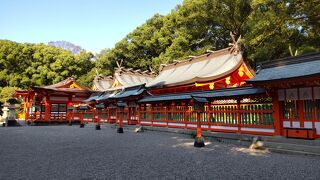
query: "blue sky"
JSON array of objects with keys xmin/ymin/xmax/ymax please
[{"xmin": 0, "ymin": 0, "xmax": 182, "ymax": 53}]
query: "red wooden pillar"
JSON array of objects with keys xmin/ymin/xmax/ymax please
[
  {"xmin": 207, "ymin": 102, "xmax": 212, "ymax": 129},
  {"xmin": 184, "ymin": 104, "xmax": 188, "ymax": 129},
  {"xmin": 192, "ymin": 98, "xmax": 206, "ymax": 147},
  {"xmin": 26, "ymin": 98, "xmax": 30, "ymax": 121},
  {"xmin": 272, "ymin": 92, "xmax": 282, "ymax": 136},
  {"xmin": 128, "ymin": 106, "xmax": 132, "ymax": 125},
  {"xmin": 298, "ymin": 100, "xmax": 305, "ymax": 128},
  {"xmin": 93, "ymin": 108, "xmax": 96, "ymax": 123},
  {"xmin": 194, "ymin": 110, "xmax": 205, "ymax": 147},
  {"xmin": 115, "ymin": 108, "xmax": 118, "ymax": 124},
  {"xmin": 151, "ymin": 104, "xmax": 154, "ymax": 126},
  {"xmin": 196, "ymin": 111, "xmax": 202, "ymax": 138},
  {"xmin": 117, "ymin": 106, "xmax": 124, "ymax": 133},
  {"xmin": 67, "ymin": 95, "xmax": 72, "ymax": 124},
  {"xmin": 107, "ymin": 107, "xmax": 111, "ymax": 123},
  {"xmin": 166, "ymin": 104, "xmax": 169, "ymax": 127},
  {"xmin": 96, "ymin": 109, "xmax": 101, "ymax": 130},
  {"xmin": 80, "ymin": 110, "xmax": 85, "ymax": 128},
  {"xmin": 311, "ymin": 88, "xmax": 316, "ymax": 129},
  {"xmin": 68, "ymin": 108, "xmax": 73, "ymax": 126},
  {"xmin": 120, "ymin": 111, "xmax": 123, "ymax": 127},
  {"xmin": 44, "ymin": 95, "xmax": 51, "ymax": 122},
  {"xmin": 237, "ymin": 99, "xmax": 241, "ymax": 133},
  {"xmin": 137, "ymin": 105, "xmax": 141, "ymax": 125}
]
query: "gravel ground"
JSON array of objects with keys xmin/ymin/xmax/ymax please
[{"xmin": 0, "ymin": 124, "xmax": 319, "ymax": 180}]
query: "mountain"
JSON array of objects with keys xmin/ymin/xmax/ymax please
[{"xmin": 48, "ymin": 41, "xmax": 83, "ymax": 54}]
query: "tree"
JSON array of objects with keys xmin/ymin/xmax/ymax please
[
  {"xmin": 0, "ymin": 40, "xmax": 96, "ymax": 89},
  {"xmin": 0, "ymin": 87, "xmax": 18, "ymax": 103}
]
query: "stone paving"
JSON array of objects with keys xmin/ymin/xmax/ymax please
[{"xmin": 0, "ymin": 124, "xmax": 319, "ymax": 180}]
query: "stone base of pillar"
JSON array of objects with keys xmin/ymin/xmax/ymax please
[
  {"xmin": 117, "ymin": 127, "xmax": 124, "ymax": 133},
  {"xmin": 194, "ymin": 136, "xmax": 205, "ymax": 147}
]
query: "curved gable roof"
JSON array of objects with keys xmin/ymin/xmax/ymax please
[
  {"xmin": 44, "ymin": 77, "xmax": 90, "ymax": 90},
  {"xmin": 146, "ymin": 48, "xmax": 247, "ymax": 88},
  {"xmin": 92, "ymin": 75, "xmax": 114, "ymax": 91},
  {"xmin": 114, "ymin": 70, "xmax": 155, "ymax": 87}
]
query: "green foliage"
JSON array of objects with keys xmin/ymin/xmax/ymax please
[
  {"xmin": 1, "ymin": 0, "xmax": 320, "ymax": 91},
  {"xmin": 0, "ymin": 40, "xmax": 95, "ymax": 89},
  {"xmin": 95, "ymin": 0, "xmax": 320, "ymax": 72},
  {"xmin": 0, "ymin": 87, "xmax": 18, "ymax": 103}
]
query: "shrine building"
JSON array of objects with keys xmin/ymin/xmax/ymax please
[{"xmin": 15, "ymin": 47, "xmax": 320, "ymax": 139}]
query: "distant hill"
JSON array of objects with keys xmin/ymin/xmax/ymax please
[{"xmin": 48, "ymin": 41, "xmax": 83, "ymax": 54}]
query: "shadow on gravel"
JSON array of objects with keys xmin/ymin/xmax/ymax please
[
  {"xmin": 231, "ymin": 147, "xmax": 270, "ymax": 157},
  {"xmin": 168, "ymin": 135, "xmax": 270, "ymax": 156}
]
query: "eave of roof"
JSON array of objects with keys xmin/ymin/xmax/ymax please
[
  {"xmin": 247, "ymin": 53, "xmax": 320, "ymax": 83},
  {"xmin": 32, "ymin": 86, "xmax": 93, "ymax": 94},
  {"xmin": 83, "ymin": 92, "xmax": 104, "ymax": 102},
  {"xmin": 138, "ymin": 87, "xmax": 266, "ymax": 103},
  {"xmin": 45, "ymin": 77, "xmax": 90, "ymax": 90},
  {"xmin": 109, "ymin": 84, "xmax": 146, "ymax": 100},
  {"xmin": 95, "ymin": 90, "xmax": 120, "ymax": 101}
]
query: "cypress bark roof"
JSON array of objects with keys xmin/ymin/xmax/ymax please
[
  {"xmin": 146, "ymin": 48, "xmax": 253, "ymax": 88},
  {"xmin": 44, "ymin": 77, "xmax": 90, "ymax": 90},
  {"xmin": 109, "ymin": 84, "xmax": 146, "ymax": 100},
  {"xmin": 138, "ymin": 87, "xmax": 265, "ymax": 103},
  {"xmin": 92, "ymin": 76, "xmax": 113, "ymax": 91},
  {"xmin": 114, "ymin": 68, "xmax": 155, "ymax": 87},
  {"xmin": 93, "ymin": 68, "xmax": 155, "ymax": 91},
  {"xmin": 247, "ymin": 52, "xmax": 320, "ymax": 83}
]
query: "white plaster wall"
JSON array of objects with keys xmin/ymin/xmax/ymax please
[
  {"xmin": 304, "ymin": 122, "xmax": 312, "ymax": 128},
  {"xmin": 315, "ymin": 122, "xmax": 320, "ymax": 135},
  {"xmin": 210, "ymin": 125, "xmax": 237, "ymax": 130},
  {"xmin": 283, "ymin": 121, "xmax": 290, "ymax": 128},
  {"xmin": 187, "ymin": 124, "xmax": 197, "ymax": 128},
  {"xmin": 168, "ymin": 123, "xmax": 185, "ymax": 126},
  {"xmin": 292, "ymin": 122, "xmax": 300, "ymax": 128},
  {"xmin": 153, "ymin": 122, "xmax": 167, "ymax": 125},
  {"xmin": 241, "ymin": 127, "xmax": 274, "ymax": 133},
  {"xmin": 141, "ymin": 121, "xmax": 152, "ymax": 124},
  {"xmin": 201, "ymin": 125, "xmax": 209, "ymax": 128}
]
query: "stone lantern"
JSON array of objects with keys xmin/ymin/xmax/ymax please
[{"xmin": 4, "ymin": 98, "xmax": 20, "ymax": 127}]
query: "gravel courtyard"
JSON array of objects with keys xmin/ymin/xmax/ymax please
[{"xmin": 0, "ymin": 124, "xmax": 319, "ymax": 180}]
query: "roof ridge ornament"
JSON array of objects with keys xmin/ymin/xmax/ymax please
[
  {"xmin": 173, "ymin": 60, "xmax": 181, "ymax": 65},
  {"xmin": 289, "ymin": 45, "xmax": 299, "ymax": 57},
  {"xmin": 116, "ymin": 59, "xmax": 124, "ymax": 69},
  {"xmin": 228, "ymin": 32, "xmax": 242, "ymax": 55},
  {"xmin": 149, "ymin": 67, "xmax": 155, "ymax": 73},
  {"xmin": 206, "ymin": 49, "xmax": 215, "ymax": 53},
  {"xmin": 188, "ymin": 56, "xmax": 196, "ymax": 62}
]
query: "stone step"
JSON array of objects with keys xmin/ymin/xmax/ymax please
[
  {"xmin": 263, "ymin": 141, "xmax": 320, "ymax": 155},
  {"xmin": 261, "ymin": 136, "xmax": 320, "ymax": 146}
]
